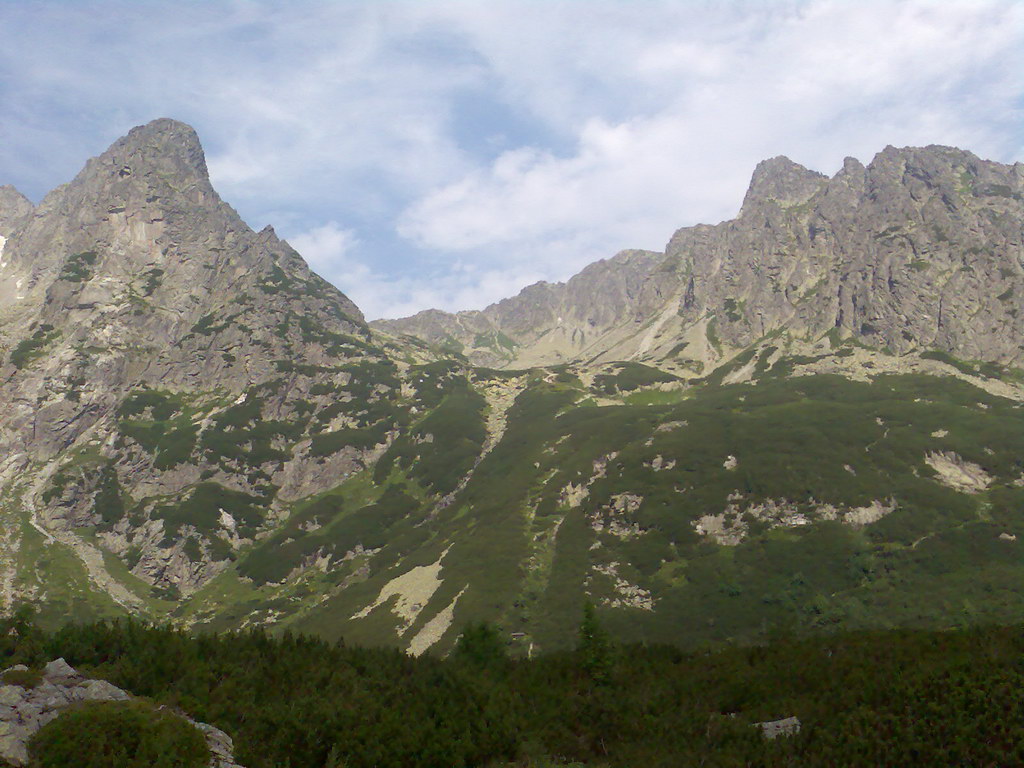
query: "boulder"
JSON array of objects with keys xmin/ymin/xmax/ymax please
[
  {"xmin": 42, "ymin": 658, "xmax": 79, "ymax": 681},
  {"xmin": 755, "ymin": 715, "xmax": 801, "ymax": 739},
  {"xmin": 76, "ymin": 679, "xmax": 130, "ymax": 702},
  {"xmin": 192, "ymin": 720, "xmax": 245, "ymax": 768},
  {"xmin": 0, "ymin": 720, "xmax": 29, "ymax": 765},
  {"xmin": 0, "ymin": 687, "xmax": 22, "ymax": 707},
  {"xmin": 0, "ymin": 660, "xmax": 245, "ymax": 767}
]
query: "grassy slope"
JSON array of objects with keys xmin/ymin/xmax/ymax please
[
  {"xmin": 182, "ymin": 358, "xmax": 1024, "ymax": 654},
  {"xmin": 14, "ymin": 343, "xmax": 1024, "ymax": 654}
]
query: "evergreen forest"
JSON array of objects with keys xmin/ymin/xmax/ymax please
[{"xmin": 3, "ymin": 607, "xmax": 1023, "ymax": 767}]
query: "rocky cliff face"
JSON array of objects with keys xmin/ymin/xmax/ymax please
[
  {"xmin": 375, "ymin": 248, "xmax": 669, "ymax": 368},
  {"xmin": 376, "ymin": 146, "xmax": 1024, "ymax": 371},
  {"xmin": 0, "ymin": 119, "xmax": 392, "ymax": 606},
  {"xmin": 0, "ymin": 187, "xmax": 33, "ymax": 237}
]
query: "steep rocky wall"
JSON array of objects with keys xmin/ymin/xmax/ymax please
[
  {"xmin": 376, "ymin": 146, "xmax": 1024, "ymax": 369},
  {"xmin": 0, "ymin": 119, "xmax": 388, "ymax": 602}
]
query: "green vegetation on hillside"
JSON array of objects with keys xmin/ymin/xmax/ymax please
[
  {"xmin": 4, "ymin": 611, "xmax": 1024, "ymax": 767},
  {"xmin": 238, "ymin": 484, "xmax": 422, "ymax": 586},
  {"xmin": 117, "ymin": 389, "xmax": 199, "ymax": 471},
  {"xmin": 10, "ymin": 324, "xmax": 59, "ymax": 368},
  {"xmin": 174, "ymin": 367, "xmax": 1024, "ymax": 657},
  {"xmin": 58, "ymin": 251, "xmax": 98, "ymax": 282},
  {"xmin": 200, "ymin": 394, "xmax": 302, "ymax": 471},
  {"xmin": 141, "ymin": 267, "xmax": 164, "ymax": 296},
  {"xmin": 374, "ymin": 370, "xmax": 486, "ymax": 495},
  {"xmin": 153, "ymin": 483, "xmax": 265, "ymax": 545},
  {"xmin": 29, "ymin": 700, "xmax": 209, "ymax": 768},
  {"xmin": 593, "ymin": 362, "xmax": 678, "ymax": 394},
  {"xmin": 920, "ymin": 349, "xmax": 1019, "ymax": 380}
]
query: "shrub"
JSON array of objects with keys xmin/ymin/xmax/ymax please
[
  {"xmin": 593, "ymin": 362, "xmax": 678, "ymax": 394},
  {"xmin": 58, "ymin": 251, "xmax": 98, "ymax": 282},
  {"xmin": 0, "ymin": 667, "xmax": 42, "ymax": 688},
  {"xmin": 10, "ymin": 325, "xmax": 59, "ymax": 369},
  {"xmin": 28, "ymin": 700, "xmax": 209, "ymax": 768}
]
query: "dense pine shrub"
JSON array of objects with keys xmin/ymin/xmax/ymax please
[
  {"xmin": 2, "ymin": 607, "xmax": 1024, "ymax": 766},
  {"xmin": 28, "ymin": 700, "xmax": 209, "ymax": 768}
]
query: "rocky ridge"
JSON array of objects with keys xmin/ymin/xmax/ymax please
[
  {"xmin": 0, "ymin": 187, "xmax": 33, "ymax": 237},
  {"xmin": 376, "ymin": 147, "xmax": 1024, "ymax": 372},
  {"xmin": 0, "ymin": 119, "xmax": 392, "ymax": 605}
]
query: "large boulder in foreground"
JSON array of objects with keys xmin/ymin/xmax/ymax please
[{"xmin": 0, "ymin": 659, "xmax": 243, "ymax": 767}]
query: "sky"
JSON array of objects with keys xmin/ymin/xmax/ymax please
[{"xmin": 1, "ymin": 1, "xmax": 1022, "ymax": 320}]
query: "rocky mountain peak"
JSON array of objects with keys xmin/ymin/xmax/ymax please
[
  {"xmin": 740, "ymin": 155, "xmax": 827, "ymax": 215},
  {"xmin": 0, "ymin": 117, "xmax": 369, "ymax": 463},
  {"xmin": 0, "ymin": 116, "xmax": 361, "ymax": 330},
  {"xmin": 380, "ymin": 144, "xmax": 1023, "ymax": 371},
  {"xmin": 0, "ymin": 118, "xmax": 229, "ymax": 304},
  {"xmin": 0, "ymin": 186, "xmax": 33, "ymax": 236},
  {"xmin": 47, "ymin": 117, "xmax": 219, "ymax": 229},
  {"xmin": 91, "ymin": 117, "xmax": 210, "ymax": 189}
]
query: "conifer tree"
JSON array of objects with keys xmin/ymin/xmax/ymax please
[
  {"xmin": 577, "ymin": 602, "xmax": 613, "ymax": 684},
  {"xmin": 452, "ymin": 621, "xmax": 507, "ymax": 671}
]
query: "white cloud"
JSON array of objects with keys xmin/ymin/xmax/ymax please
[
  {"xmin": 395, "ymin": 0, "xmax": 1024, "ymax": 312},
  {"xmin": 288, "ymin": 222, "xmax": 359, "ymax": 279},
  {"xmin": 286, "ymin": 220, "xmax": 547, "ymax": 320},
  {"xmin": 1, "ymin": 0, "xmax": 1022, "ymax": 320}
]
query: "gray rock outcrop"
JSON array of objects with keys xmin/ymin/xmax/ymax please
[
  {"xmin": 0, "ymin": 118, "xmax": 388, "ymax": 598},
  {"xmin": 0, "ymin": 186, "xmax": 33, "ymax": 237},
  {"xmin": 0, "ymin": 658, "xmax": 243, "ymax": 767},
  {"xmin": 377, "ymin": 146, "xmax": 1024, "ymax": 370},
  {"xmin": 755, "ymin": 715, "xmax": 801, "ymax": 739}
]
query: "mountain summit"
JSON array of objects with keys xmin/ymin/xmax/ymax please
[
  {"xmin": 377, "ymin": 145, "xmax": 1024, "ymax": 371},
  {"xmin": 0, "ymin": 119, "xmax": 377, "ymax": 603},
  {"xmin": 739, "ymin": 155, "xmax": 827, "ymax": 215},
  {"xmin": 0, "ymin": 186, "xmax": 33, "ymax": 235}
]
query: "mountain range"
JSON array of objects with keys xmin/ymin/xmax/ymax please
[{"xmin": 1, "ymin": 118, "xmax": 1022, "ymax": 655}]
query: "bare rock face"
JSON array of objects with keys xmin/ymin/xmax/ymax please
[
  {"xmin": 0, "ymin": 186, "xmax": 33, "ymax": 236},
  {"xmin": 0, "ymin": 118, "xmax": 364, "ymax": 383},
  {"xmin": 0, "ymin": 119, "xmax": 388, "ymax": 598},
  {"xmin": 376, "ymin": 248, "xmax": 668, "ymax": 367},
  {"xmin": 739, "ymin": 156, "xmax": 827, "ymax": 215},
  {"xmin": 377, "ymin": 146, "xmax": 1024, "ymax": 369}
]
